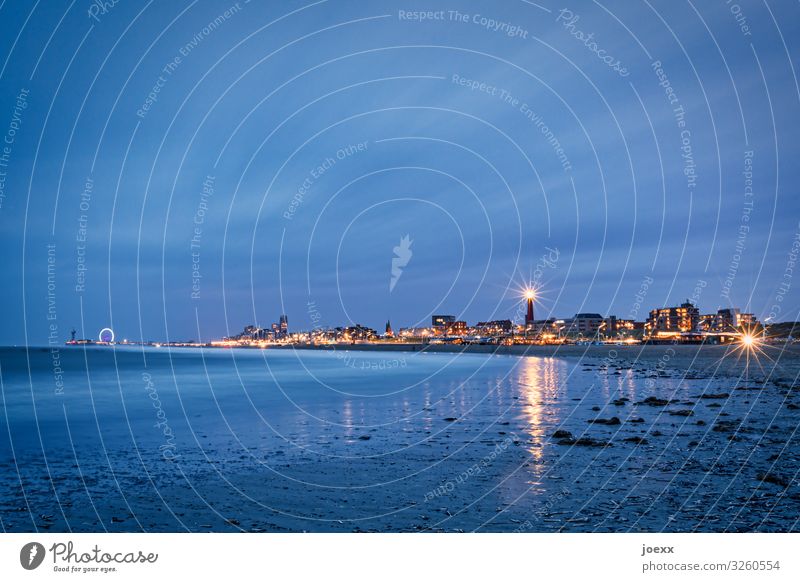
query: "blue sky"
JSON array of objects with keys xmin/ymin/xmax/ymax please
[{"xmin": 0, "ymin": 0, "xmax": 799, "ymax": 344}]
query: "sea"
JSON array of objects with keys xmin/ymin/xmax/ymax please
[{"xmin": 0, "ymin": 344, "xmax": 798, "ymax": 532}]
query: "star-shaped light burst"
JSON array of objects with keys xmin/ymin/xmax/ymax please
[{"xmin": 726, "ymin": 324, "xmax": 773, "ymax": 378}]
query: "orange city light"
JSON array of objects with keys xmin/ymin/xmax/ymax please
[{"xmin": 740, "ymin": 333, "xmax": 756, "ymax": 348}]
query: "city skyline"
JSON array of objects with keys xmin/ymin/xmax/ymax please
[
  {"xmin": 73, "ymin": 290, "xmax": 765, "ymax": 346},
  {"xmin": 15, "ymin": 278, "xmax": 791, "ymax": 346}
]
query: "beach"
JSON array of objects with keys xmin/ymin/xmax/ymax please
[{"xmin": 0, "ymin": 343, "xmax": 798, "ymax": 532}]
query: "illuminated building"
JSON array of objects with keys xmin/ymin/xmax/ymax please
[
  {"xmin": 716, "ymin": 308, "xmax": 741, "ymax": 331},
  {"xmin": 385, "ymin": 320, "xmax": 394, "ymax": 338},
  {"xmin": 564, "ymin": 313, "xmax": 604, "ymax": 336},
  {"xmin": 432, "ymin": 315, "xmax": 455, "ymax": 328},
  {"xmin": 446, "ymin": 320, "xmax": 467, "ymax": 336},
  {"xmin": 253, "ymin": 327, "xmax": 272, "ymax": 341},
  {"xmin": 432, "ymin": 315, "xmax": 455, "ymax": 335},
  {"xmin": 646, "ymin": 301, "xmax": 699, "ymax": 335},
  {"xmin": 604, "ymin": 316, "xmax": 635, "ymax": 336},
  {"xmin": 339, "ymin": 324, "xmax": 377, "ymax": 341},
  {"xmin": 739, "ymin": 312, "xmax": 757, "ymax": 326},
  {"xmin": 399, "ymin": 327, "xmax": 432, "ymax": 338},
  {"xmin": 699, "ymin": 308, "xmax": 758, "ymax": 332},
  {"xmin": 475, "ymin": 320, "xmax": 513, "ymax": 335}
]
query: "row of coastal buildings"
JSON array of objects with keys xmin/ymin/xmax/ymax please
[
  {"xmin": 220, "ymin": 300, "xmax": 758, "ymax": 346},
  {"xmin": 394, "ymin": 301, "xmax": 758, "ymax": 344},
  {"xmin": 223, "ymin": 315, "xmax": 289, "ymax": 343}
]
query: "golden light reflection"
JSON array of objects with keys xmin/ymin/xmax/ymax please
[
  {"xmin": 519, "ymin": 357, "xmax": 563, "ymax": 467},
  {"xmin": 342, "ymin": 399, "xmax": 353, "ymax": 439}
]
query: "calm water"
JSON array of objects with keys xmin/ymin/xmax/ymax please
[{"xmin": 0, "ymin": 345, "xmax": 798, "ymax": 532}]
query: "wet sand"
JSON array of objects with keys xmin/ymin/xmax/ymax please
[{"xmin": 1, "ymin": 344, "xmax": 798, "ymax": 532}]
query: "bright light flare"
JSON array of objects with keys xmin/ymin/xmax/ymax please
[
  {"xmin": 741, "ymin": 333, "xmax": 756, "ymax": 348},
  {"xmin": 524, "ymin": 289, "xmax": 536, "ymax": 300},
  {"xmin": 712, "ymin": 325, "xmax": 774, "ymax": 380}
]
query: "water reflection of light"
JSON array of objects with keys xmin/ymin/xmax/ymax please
[
  {"xmin": 342, "ymin": 399, "xmax": 353, "ymax": 438},
  {"xmin": 422, "ymin": 385, "xmax": 433, "ymax": 431},
  {"xmin": 519, "ymin": 357, "xmax": 564, "ymax": 464}
]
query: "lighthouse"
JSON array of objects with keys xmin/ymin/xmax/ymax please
[{"xmin": 524, "ymin": 289, "xmax": 535, "ymax": 329}]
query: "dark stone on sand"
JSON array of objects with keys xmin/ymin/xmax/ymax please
[
  {"xmin": 443, "ymin": 417, "xmax": 457, "ymax": 422},
  {"xmin": 669, "ymin": 409, "xmax": 694, "ymax": 417},
  {"xmin": 700, "ymin": 393, "xmax": 729, "ymax": 399},
  {"xmin": 696, "ymin": 420, "xmax": 706, "ymax": 426},
  {"xmin": 628, "ymin": 417, "xmax": 645, "ymax": 423},
  {"xmin": 622, "ymin": 436, "xmax": 648, "ymax": 445},
  {"xmin": 556, "ymin": 437, "xmax": 611, "ymax": 447},
  {"xmin": 688, "ymin": 441, "xmax": 699, "ymax": 447},
  {"xmin": 226, "ymin": 518, "xmax": 241, "ymax": 526},
  {"xmin": 611, "ymin": 399, "xmax": 627, "ymax": 406},
  {"xmin": 757, "ymin": 472, "xmax": 789, "ymax": 488},
  {"xmin": 552, "ymin": 430, "xmax": 573, "ymax": 439},
  {"xmin": 111, "ymin": 516, "xmax": 125, "ymax": 523},
  {"xmin": 591, "ymin": 406, "xmax": 601, "ymax": 411},
  {"xmin": 638, "ymin": 396, "xmax": 670, "ymax": 406},
  {"xmin": 713, "ymin": 420, "xmax": 739, "ymax": 433},
  {"xmin": 358, "ymin": 435, "xmax": 372, "ymax": 440},
  {"xmin": 787, "ymin": 403, "xmax": 800, "ymax": 410},
  {"xmin": 651, "ymin": 430, "xmax": 663, "ymax": 436},
  {"xmin": 706, "ymin": 403, "xmax": 722, "ymax": 408},
  {"xmin": 588, "ymin": 417, "xmax": 621, "ymax": 425}
]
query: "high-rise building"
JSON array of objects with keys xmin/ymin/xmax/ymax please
[
  {"xmin": 716, "ymin": 308, "xmax": 740, "ymax": 331},
  {"xmin": 279, "ymin": 314, "xmax": 288, "ymax": 338},
  {"xmin": 699, "ymin": 308, "xmax": 758, "ymax": 332},
  {"xmin": 565, "ymin": 313, "xmax": 604, "ymax": 336},
  {"xmin": 646, "ymin": 301, "xmax": 699, "ymax": 334},
  {"xmin": 739, "ymin": 312, "xmax": 757, "ymax": 327},
  {"xmin": 432, "ymin": 315, "xmax": 455, "ymax": 328}
]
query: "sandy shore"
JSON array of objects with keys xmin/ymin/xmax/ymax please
[{"xmin": 2, "ymin": 345, "xmax": 799, "ymax": 532}]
